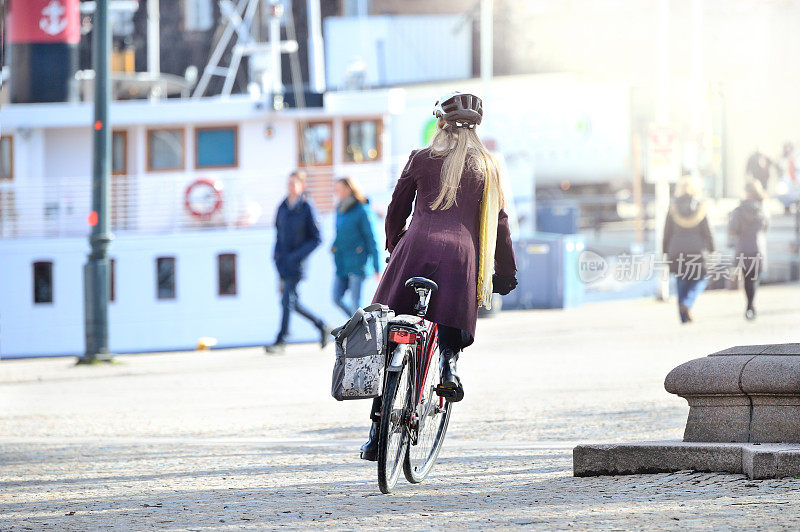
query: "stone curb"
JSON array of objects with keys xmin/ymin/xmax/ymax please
[{"xmin": 573, "ymin": 441, "xmax": 800, "ymax": 480}]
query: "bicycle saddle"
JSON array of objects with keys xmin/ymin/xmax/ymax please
[{"xmin": 405, "ymin": 277, "xmax": 438, "ymax": 293}]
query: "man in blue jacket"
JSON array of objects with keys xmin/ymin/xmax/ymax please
[{"xmin": 266, "ymin": 170, "xmax": 329, "ymax": 353}]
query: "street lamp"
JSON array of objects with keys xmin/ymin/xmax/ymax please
[{"xmin": 80, "ymin": 0, "xmax": 113, "ymax": 363}]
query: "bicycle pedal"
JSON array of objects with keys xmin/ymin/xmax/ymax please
[{"xmin": 434, "ymin": 385, "xmax": 457, "ymax": 399}]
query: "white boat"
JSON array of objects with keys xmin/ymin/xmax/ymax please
[{"xmin": 0, "ymin": 91, "xmax": 398, "ymax": 357}]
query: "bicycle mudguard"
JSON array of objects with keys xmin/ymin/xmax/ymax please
[{"xmin": 387, "ymin": 344, "xmax": 411, "ymax": 372}]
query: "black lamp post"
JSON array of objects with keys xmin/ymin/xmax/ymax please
[{"xmin": 80, "ymin": 0, "xmax": 114, "ymax": 363}]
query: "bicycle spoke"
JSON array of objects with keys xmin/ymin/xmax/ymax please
[
  {"xmin": 404, "ymin": 341, "xmax": 452, "ymax": 483},
  {"xmin": 378, "ymin": 359, "xmax": 411, "ymax": 494}
]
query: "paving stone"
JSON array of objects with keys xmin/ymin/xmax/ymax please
[{"xmin": 4, "ymin": 285, "xmax": 800, "ymax": 529}]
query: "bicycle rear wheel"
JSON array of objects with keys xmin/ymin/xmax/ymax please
[
  {"xmin": 403, "ymin": 343, "xmax": 452, "ymax": 483},
  {"xmin": 377, "ymin": 355, "xmax": 411, "ymax": 494}
]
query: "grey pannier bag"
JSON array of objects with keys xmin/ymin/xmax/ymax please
[{"xmin": 331, "ymin": 303, "xmax": 394, "ymax": 401}]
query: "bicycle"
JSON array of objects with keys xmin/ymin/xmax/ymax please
[{"xmin": 376, "ymin": 276, "xmax": 455, "ymax": 494}]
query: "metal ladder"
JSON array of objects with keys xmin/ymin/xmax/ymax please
[{"xmin": 192, "ymin": 0, "xmax": 305, "ymax": 105}]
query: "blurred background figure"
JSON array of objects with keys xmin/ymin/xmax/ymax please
[
  {"xmin": 266, "ymin": 171, "xmax": 329, "ymax": 353},
  {"xmin": 663, "ymin": 176, "xmax": 715, "ymax": 323},
  {"xmin": 745, "ymin": 147, "xmax": 774, "ymax": 190},
  {"xmin": 729, "ymin": 179, "xmax": 769, "ymax": 320},
  {"xmin": 780, "ymin": 142, "xmax": 797, "ymax": 187},
  {"xmin": 331, "ymin": 177, "xmax": 380, "ymax": 317}
]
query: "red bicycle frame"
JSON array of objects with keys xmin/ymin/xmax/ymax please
[{"xmin": 413, "ymin": 322, "xmax": 444, "ymax": 410}]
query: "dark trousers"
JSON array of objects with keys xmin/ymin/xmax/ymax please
[
  {"xmin": 437, "ymin": 324, "xmax": 467, "ymax": 352},
  {"xmin": 276, "ymin": 276, "xmax": 324, "ymax": 342},
  {"xmin": 369, "ymin": 323, "xmax": 465, "ymax": 422},
  {"xmin": 744, "ymin": 276, "xmax": 759, "ymax": 309},
  {"xmin": 741, "ymin": 258, "xmax": 760, "ymax": 309}
]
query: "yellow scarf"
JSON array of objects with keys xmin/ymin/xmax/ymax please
[{"xmin": 477, "ymin": 165, "xmax": 500, "ymax": 309}]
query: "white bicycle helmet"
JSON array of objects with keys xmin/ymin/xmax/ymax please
[{"xmin": 432, "ymin": 91, "xmax": 483, "ymax": 129}]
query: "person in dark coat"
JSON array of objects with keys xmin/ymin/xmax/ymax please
[
  {"xmin": 265, "ymin": 170, "xmax": 329, "ymax": 353},
  {"xmin": 745, "ymin": 147, "xmax": 774, "ymax": 189},
  {"xmin": 729, "ymin": 179, "xmax": 769, "ymax": 320},
  {"xmin": 359, "ymin": 91, "xmax": 518, "ymax": 460},
  {"xmin": 663, "ymin": 176, "xmax": 715, "ymax": 324},
  {"xmin": 331, "ymin": 177, "xmax": 381, "ymax": 317}
]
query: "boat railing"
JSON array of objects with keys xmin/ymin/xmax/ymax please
[{"xmin": 0, "ymin": 172, "xmax": 296, "ymax": 240}]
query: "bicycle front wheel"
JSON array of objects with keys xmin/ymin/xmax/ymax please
[
  {"xmin": 377, "ymin": 356, "xmax": 411, "ymax": 494},
  {"xmin": 403, "ymin": 343, "xmax": 452, "ymax": 483}
]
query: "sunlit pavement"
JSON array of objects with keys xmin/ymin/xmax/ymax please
[{"xmin": 3, "ymin": 284, "xmax": 800, "ymax": 529}]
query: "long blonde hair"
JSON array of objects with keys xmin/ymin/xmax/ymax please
[{"xmin": 428, "ymin": 121, "xmax": 504, "ymax": 210}]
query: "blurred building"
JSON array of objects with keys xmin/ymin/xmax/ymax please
[
  {"xmin": 499, "ymin": 0, "xmax": 800, "ymax": 198},
  {"xmin": 365, "ymin": 0, "xmax": 800, "ymax": 198}
]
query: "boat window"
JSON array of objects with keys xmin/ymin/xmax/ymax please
[
  {"xmin": 217, "ymin": 253, "xmax": 237, "ymax": 296},
  {"xmin": 112, "ymin": 131, "xmax": 127, "ymax": 175},
  {"xmin": 147, "ymin": 129, "xmax": 185, "ymax": 171},
  {"xmin": 33, "ymin": 261, "xmax": 53, "ymax": 304},
  {"xmin": 344, "ymin": 120, "xmax": 381, "ymax": 163},
  {"xmin": 156, "ymin": 257, "xmax": 176, "ymax": 299},
  {"xmin": 196, "ymin": 126, "xmax": 238, "ymax": 168},
  {"xmin": 0, "ymin": 136, "xmax": 12, "ymax": 181},
  {"xmin": 298, "ymin": 121, "xmax": 333, "ymax": 166}
]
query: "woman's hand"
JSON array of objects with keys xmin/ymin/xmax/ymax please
[
  {"xmin": 374, "ymin": 272, "xmax": 381, "ymax": 283},
  {"xmin": 492, "ymin": 274, "xmax": 518, "ymax": 295}
]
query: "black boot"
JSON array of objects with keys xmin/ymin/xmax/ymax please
[
  {"xmin": 360, "ymin": 421, "xmax": 379, "ymax": 461},
  {"xmin": 437, "ymin": 348, "xmax": 464, "ymax": 402}
]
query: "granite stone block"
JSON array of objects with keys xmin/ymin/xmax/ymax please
[
  {"xmin": 683, "ymin": 398, "xmax": 750, "ymax": 443},
  {"xmin": 740, "ymin": 356, "xmax": 800, "ymax": 394},
  {"xmin": 573, "ymin": 441, "xmax": 742, "ymax": 477},
  {"xmin": 709, "ymin": 345, "xmax": 769, "ymax": 356},
  {"xmin": 574, "ymin": 442, "xmax": 800, "ymax": 479},
  {"xmin": 760, "ymin": 343, "xmax": 800, "ymax": 355},
  {"xmin": 666, "ymin": 345, "xmax": 800, "ymax": 443},
  {"xmin": 664, "ymin": 355, "xmax": 751, "ymax": 396}
]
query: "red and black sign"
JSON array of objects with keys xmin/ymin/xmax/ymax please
[
  {"xmin": 6, "ymin": 0, "xmax": 81, "ymax": 103},
  {"xmin": 7, "ymin": 0, "xmax": 81, "ymax": 45}
]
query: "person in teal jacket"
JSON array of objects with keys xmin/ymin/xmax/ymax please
[{"xmin": 331, "ymin": 177, "xmax": 381, "ymax": 317}]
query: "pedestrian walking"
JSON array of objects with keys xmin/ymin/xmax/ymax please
[
  {"xmin": 359, "ymin": 91, "xmax": 518, "ymax": 460},
  {"xmin": 331, "ymin": 177, "xmax": 381, "ymax": 317},
  {"xmin": 728, "ymin": 179, "xmax": 769, "ymax": 320},
  {"xmin": 745, "ymin": 147, "xmax": 774, "ymax": 190},
  {"xmin": 780, "ymin": 142, "xmax": 797, "ymax": 188},
  {"xmin": 265, "ymin": 170, "xmax": 329, "ymax": 353},
  {"xmin": 663, "ymin": 176, "xmax": 715, "ymax": 323}
]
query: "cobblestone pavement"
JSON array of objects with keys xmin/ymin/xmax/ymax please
[{"xmin": 3, "ymin": 285, "xmax": 800, "ymax": 530}]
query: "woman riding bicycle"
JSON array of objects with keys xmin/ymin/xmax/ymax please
[{"xmin": 361, "ymin": 91, "xmax": 518, "ymax": 460}]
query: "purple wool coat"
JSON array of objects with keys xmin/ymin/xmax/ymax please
[{"xmin": 371, "ymin": 148, "xmax": 517, "ymax": 339}]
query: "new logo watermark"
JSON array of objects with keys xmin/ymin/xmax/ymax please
[
  {"xmin": 577, "ymin": 250, "xmax": 609, "ymax": 283},
  {"xmin": 576, "ymin": 251, "xmax": 762, "ymax": 284}
]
